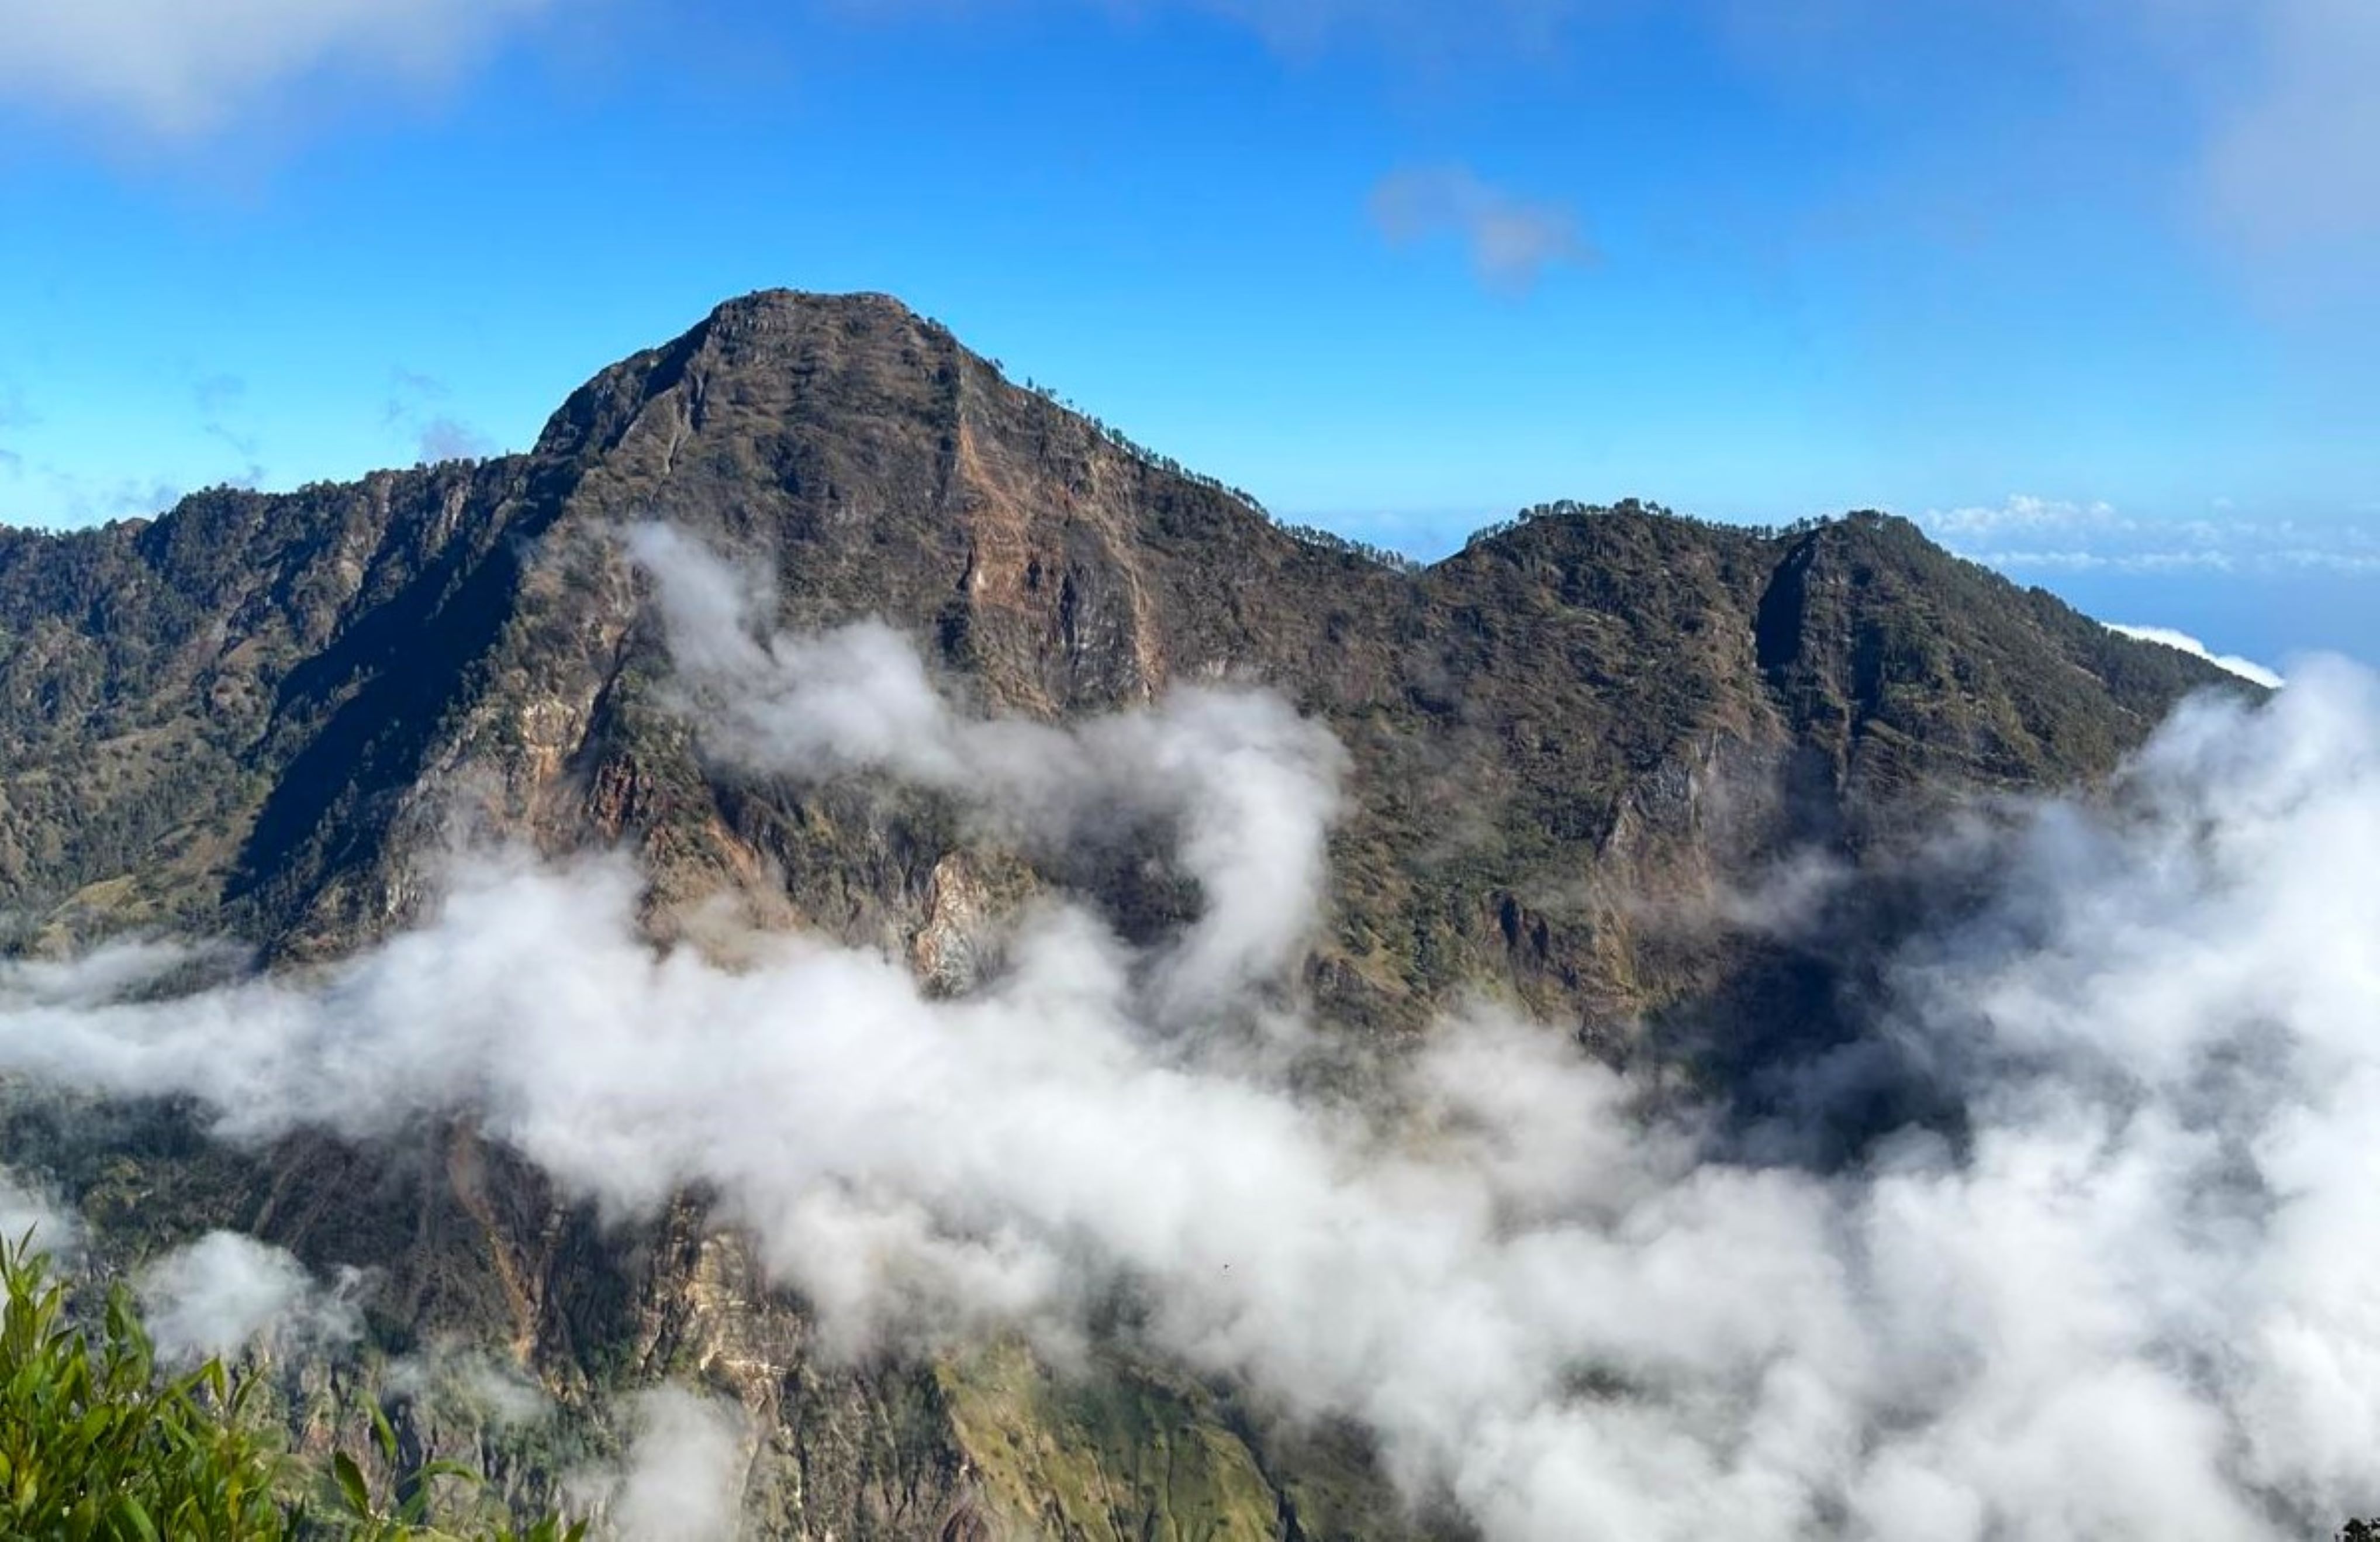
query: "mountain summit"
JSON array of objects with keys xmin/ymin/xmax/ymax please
[
  {"xmin": 0, "ymin": 291, "xmax": 2243, "ymax": 1538},
  {"xmin": 0, "ymin": 289, "xmax": 2224, "ymax": 954}
]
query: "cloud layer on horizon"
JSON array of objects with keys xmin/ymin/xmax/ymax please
[{"xmin": 1919, "ymin": 494, "xmax": 2380, "ymax": 578}]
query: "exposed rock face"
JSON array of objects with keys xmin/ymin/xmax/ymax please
[{"xmin": 0, "ymin": 291, "xmax": 2243, "ymax": 1536}]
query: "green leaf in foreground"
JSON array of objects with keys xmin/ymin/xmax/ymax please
[{"xmin": 0, "ymin": 1233, "xmax": 583, "ymax": 1541}]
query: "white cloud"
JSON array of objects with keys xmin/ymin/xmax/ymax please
[
  {"xmin": 386, "ymin": 1343, "xmax": 555, "ymax": 1427},
  {"xmin": 1917, "ymin": 494, "xmax": 2380, "ymax": 578},
  {"xmin": 601, "ymin": 1391, "xmax": 749, "ymax": 1542},
  {"xmin": 135, "ymin": 1231, "xmax": 363, "ymax": 1364},
  {"xmin": 2191, "ymin": 0, "xmax": 2380, "ymax": 264},
  {"xmin": 413, "ymin": 418, "xmax": 499, "ymax": 464},
  {"xmin": 0, "ymin": 0, "xmax": 563, "ymax": 140},
  {"xmin": 385, "ymin": 369, "xmax": 500, "ymax": 467},
  {"xmin": 1370, "ymin": 164, "xmax": 1597, "ymax": 295},
  {"xmin": 1134, "ymin": 0, "xmax": 2380, "ymax": 297},
  {"xmin": 2107, "ymin": 623, "xmax": 2285, "ymax": 688},
  {"xmin": 1919, "ymin": 494, "xmax": 2122, "ymax": 540},
  {"xmin": 6, "ymin": 530, "xmax": 2380, "ymax": 1537},
  {"xmin": 628, "ymin": 522, "xmax": 1348, "ymax": 1016},
  {"xmin": 0, "ymin": 1164, "xmax": 79, "ymax": 1260}
]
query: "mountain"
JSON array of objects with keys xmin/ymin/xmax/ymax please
[{"xmin": 0, "ymin": 291, "xmax": 2243, "ymax": 1538}]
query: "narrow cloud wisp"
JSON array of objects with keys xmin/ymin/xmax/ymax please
[
  {"xmin": 2108, "ymin": 621, "xmax": 2286, "ymax": 689},
  {"xmin": 1368, "ymin": 163, "xmax": 1595, "ymax": 295},
  {"xmin": 0, "ymin": 530, "xmax": 2378, "ymax": 1538}
]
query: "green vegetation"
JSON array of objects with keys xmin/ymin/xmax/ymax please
[
  {"xmin": 1270, "ymin": 521, "xmax": 1425, "ymax": 575},
  {"xmin": 1014, "ymin": 375, "xmax": 1274, "ymax": 520},
  {"xmin": 0, "ymin": 1236, "xmax": 582, "ymax": 1541},
  {"xmin": 0, "ymin": 290, "xmax": 2264, "ymax": 1533},
  {"xmin": 937, "ymin": 1339, "xmax": 1282, "ymax": 1541}
]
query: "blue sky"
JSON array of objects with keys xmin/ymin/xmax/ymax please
[{"xmin": 0, "ymin": 0, "xmax": 2373, "ymax": 667}]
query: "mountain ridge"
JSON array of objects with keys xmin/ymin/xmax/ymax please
[
  {"xmin": 0, "ymin": 289, "xmax": 2233, "ymax": 941},
  {"xmin": 0, "ymin": 288, "xmax": 2251, "ymax": 1540}
]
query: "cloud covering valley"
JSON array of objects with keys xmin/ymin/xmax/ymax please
[{"xmin": 0, "ymin": 529, "xmax": 2375, "ymax": 1540}]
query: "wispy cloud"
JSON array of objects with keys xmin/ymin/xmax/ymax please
[
  {"xmin": 192, "ymin": 372, "xmax": 245, "ymax": 419},
  {"xmin": 385, "ymin": 368, "xmax": 498, "ymax": 466},
  {"xmin": 0, "ymin": 1164, "xmax": 78, "ymax": 1258},
  {"xmin": 0, "ymin": 381, "xmax": 193, "ymax": 526},
  {"xmin": 416, "ymin": 418, "xmax": 498, "ymax": 464},
  {"xmin": 1918, "ymin": 494, "xmax": 2380, "ymax": 577},
  {"xmin": 1370, "ymin": 164, "xmax": 1596, "ymax": 295},
  {"xmin": 192, "ymin": 372, "xmax": 265, "ymax": 486},
  {"xmin": 1166, "ymin": 0, "xmax": 1586, "ymax": 56},
  {"xmin": 1168, "ymin": 0, "xmax": 2380, "ymax": 307},
  {"xmin": 0, "ymin": 0, "xmax": 565, "ymax": 141},
  {"xmin": 2187, "ymin": 0, "xmax": 2380, "ymax": 270},
  {"xmin": 1, "ymin": 471, "xmax": 184, "ymax": 529},
  {"xmin": 0, "ymin": 384, "xmax": 33, "ymax": 483},
  {"xmin": 586, "ymin": 1391, "xmax": 750, "ymax": 1542},
  {"xmin": 830, "ymin": 0, "xmax": 1601, "ymax": 60},
  {"xmin": 1920, "ymin": 493, "xmax": 2123, "ymax": 541}
]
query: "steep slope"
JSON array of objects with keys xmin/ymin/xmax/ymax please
[{"xmin": 0, "ymin": 290, "xmax": 2245, "ymax": 1537}]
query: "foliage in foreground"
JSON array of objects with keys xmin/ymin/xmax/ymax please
[{"xmin": 0, "ymin": 1234, "xmax": 583, "ymax": 1541}]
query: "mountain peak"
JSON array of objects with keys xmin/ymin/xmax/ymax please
[
  {"xmin": 0, "ymin": 292, "xmax": 2246, "ymax": 958},
  {"xmin": 530, "ymin": 288, "xmax": 964, "ymax": 463},
  {"xmin": 704, "ymin": 287, "xmax": 931, "ymax": 326},
  {"xmin": 0, "ymin": 288, "xmax": 2268, "ymax": 1542},
  {"xmin": 686, "ymin": 288, "xmax": 952, "ymax": 360}
]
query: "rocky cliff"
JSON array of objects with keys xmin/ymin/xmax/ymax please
[{"xmin": 0, "ymin": 291, "xmax": 2242, "ymax": 1538}]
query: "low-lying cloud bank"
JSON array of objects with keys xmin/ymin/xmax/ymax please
[
  {"xmin": 1919, "ymin": 495, "xmax": 2380, "ymax": 579},
  {"xmin": 2, "ymin": 529, "xmax": 2378, "ymax": 1540}
]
